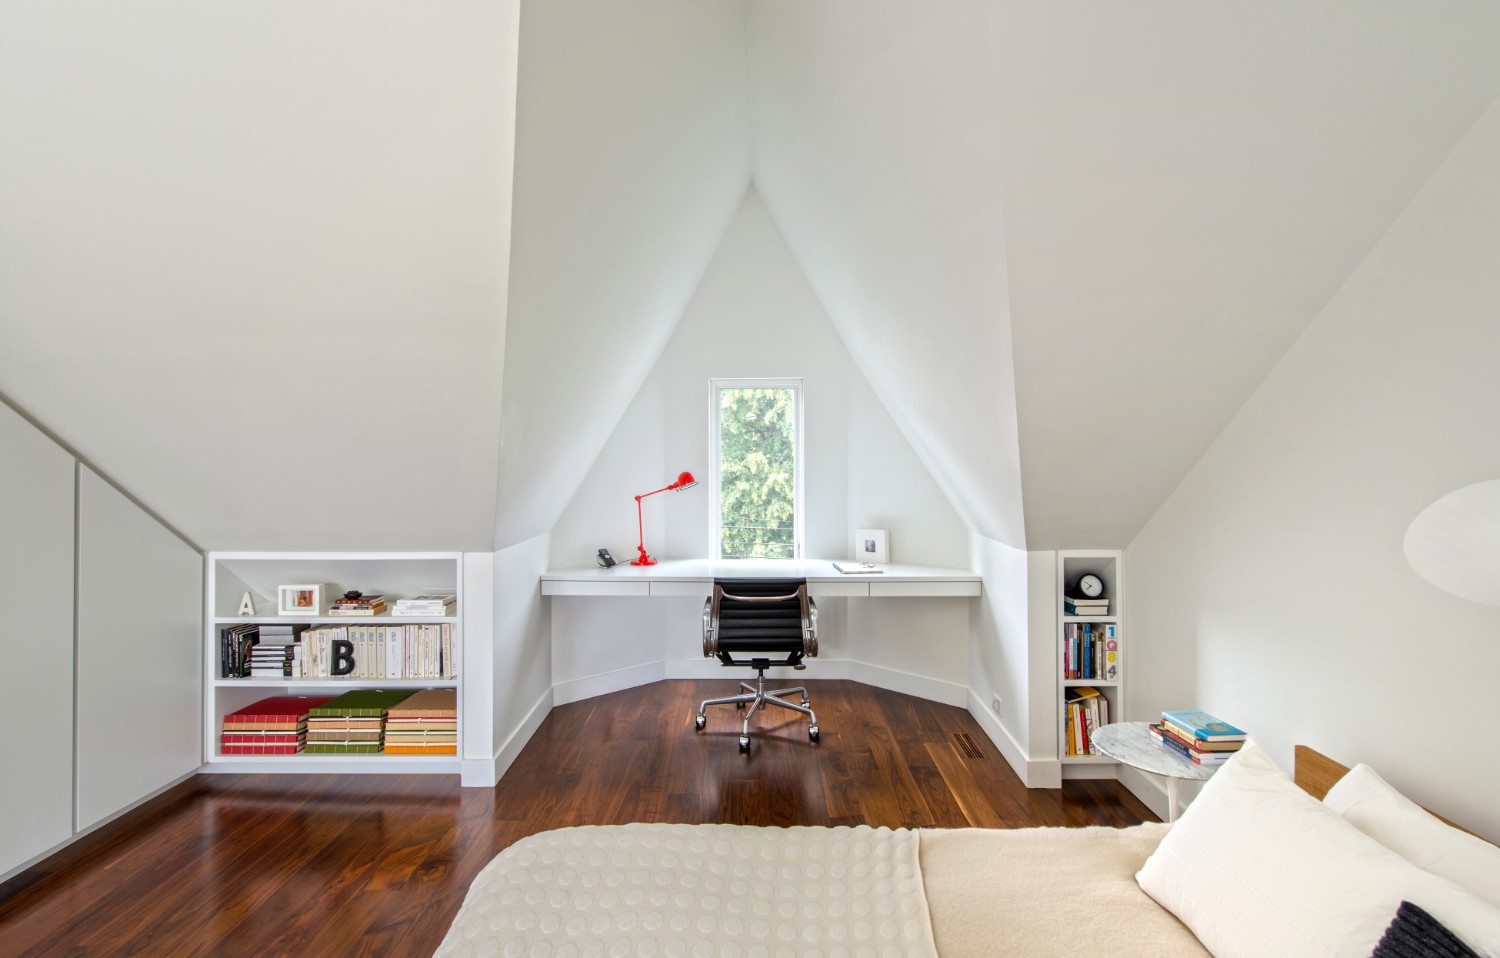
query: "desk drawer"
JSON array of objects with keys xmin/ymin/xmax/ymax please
[
  {"xmin": 542, "ymin": 580, "xmax": 650, "ymax": 597},
  {"xmin": 869, "ymin": 580, "xmax": 981, "ymax": 598},
  {"xmin": 809, "ymin": 581, "xmax": 870, "ymax": 598},
  {"xmin": 650, "ymin": 580, "xmax": 710, "ymax": 598}
]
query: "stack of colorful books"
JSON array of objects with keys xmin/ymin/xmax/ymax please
[
  {"xmin": 220, "ymin": 695, "xmax": 333, "ymax": 755},
  {"xmin": 383, "ymin": 689, "xmax": 458, "ymax": 754},
  {"xmin": 1150, "ymin": 709, "xmax": 1246, "ymax": 765},
  {"xmin": 304, "ymin": 689, "xmax": 415, "ymax": 754}
]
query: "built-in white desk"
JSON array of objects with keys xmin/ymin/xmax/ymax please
[{"xmin": 540, "ymin": 559, "xmax": 981, "ymax": 598}]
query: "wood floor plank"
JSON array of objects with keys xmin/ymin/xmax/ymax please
[{"xmin": 0, "ymin": 680, "xmax": 1156, "ymax": 957}]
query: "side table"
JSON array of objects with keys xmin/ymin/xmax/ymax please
[{"xmin": 1090, "ymin": 721, "xmax": 1217, "ymax": 822}]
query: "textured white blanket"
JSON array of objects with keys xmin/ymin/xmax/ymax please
[{"xmin": 434, "ymin": 822, "xmax": 939, "ymax": 958}]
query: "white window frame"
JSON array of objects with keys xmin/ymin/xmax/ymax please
[{"xmin": 708, "ymin": 377, "xmax": 805, "ymax": 560}]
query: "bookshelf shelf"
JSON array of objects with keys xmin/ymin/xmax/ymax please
[
  {"xmin": 1058, "ymin": 550, "xmax": 1123, "ymax": 774},
  {"xmin": 211, "ymin": 616, "xmax": 458, "ymax": 625},
  {"xmin": 211, "ymin": 677, "xmax": 459, "ymax": 689},
  {"xmin": 204, "ymin": 552, "xmax": 464, "ymax": 777}
]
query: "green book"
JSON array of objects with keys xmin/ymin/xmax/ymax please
[
  {"xmin": 304, "ymin": 742, "xmax": 383, "ymax": 754},
  {"xmin": 306, "ymin": 688, "xmax": 416, "ymax": 718}
]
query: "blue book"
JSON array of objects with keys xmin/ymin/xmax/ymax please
[{"xmin": 1161, "ymin": 709, "xmax": 1246, "ymax": 742}]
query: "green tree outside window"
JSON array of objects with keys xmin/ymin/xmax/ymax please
[{"xmin": 719, "ymin": 387, "xmax": 796, "ymax": 559}]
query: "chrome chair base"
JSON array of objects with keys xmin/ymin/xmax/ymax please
[{"xmin": 695, "ymin": 670, "xmax": 819, "ymax": 750}]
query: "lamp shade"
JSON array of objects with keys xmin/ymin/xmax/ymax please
[
  {"xmin": 670, "ymin": 471, "xmax": 698, "ymax": 490},
  {"xmin": 1404, "ymin": 479, "xmax": 1500, "ymax": 606}
]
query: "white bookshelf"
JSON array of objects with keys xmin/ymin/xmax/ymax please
[
  {"xmin": 203, "ymin": 552, "xmax": 463, "ymax": 775},
  {"xmin": 1057, "ymin": 550, "xmax": 1123, "ymax": 768}
]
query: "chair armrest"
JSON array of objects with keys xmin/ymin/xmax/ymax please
[{"xmin": 702, "ymin": 595, "xmax": 716, "ymax": 657}]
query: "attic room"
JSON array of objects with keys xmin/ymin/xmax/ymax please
[{"xmin": 3, "ymin": 2, "xmax": 1500, "ymax": 956}]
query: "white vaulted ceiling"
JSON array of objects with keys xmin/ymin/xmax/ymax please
[{"xmin": 5, "ymin": 2, "xmax": 1500, "ymax": 554}]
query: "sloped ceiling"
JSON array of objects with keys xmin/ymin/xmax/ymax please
[
  {"xmin": 492, "ymin": 0, "xmax": 751, "ymax": 550},
  {"xmin": 749, "ymin": 2, "xmax": 1028, "ymax": 548},
  {"xmin": 0, "ymin": 2, "xmax": 521, "ymax": 552},
  {"xmin": 746, "ymin": 0, "xmax": 1500, "ymax": 551},
  {"xmin": 992, "ymin": 1, "xmax": 1500, "ymax": 549}
]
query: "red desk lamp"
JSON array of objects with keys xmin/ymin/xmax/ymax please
[{"xmin": 632, "ymin": 471, "xmax": 698, "ymax": 566}]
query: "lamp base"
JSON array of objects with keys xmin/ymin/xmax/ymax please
[{"xmin": 631, "ymin": 546, "xmax": 657, "ymax": 567}]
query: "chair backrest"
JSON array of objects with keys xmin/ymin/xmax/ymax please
[{"xmin": 705, "ymin": 578, "xmax": 817, "ymax": 664}]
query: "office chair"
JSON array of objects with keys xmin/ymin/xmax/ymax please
[{"xmin": 696, "ymin": 578, "xmax": 819, "ymax": 750}]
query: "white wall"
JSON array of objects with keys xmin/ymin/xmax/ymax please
[
  {"xmin": 494, "ymin": 0, "xmax": 751, "ymax": 550},
  {"xmin": 0, "ymin": 2, "xmax": 519, "ymax": 552},
  {"xmin": 554, "ymin": 190, "xmax": 970, "ymax": 571},
  {"xmin": 1126, "ymin": 94, "xmax": 1500, "ymax": 840},
  {"xmin": 0, "ymin": 402, "xmax": 76, "ymax": 876},
  {"xmin": 75, "ymin": 467, "xmax": 202, "ymax": 830},
  {"xmin": 492, "ymin": 534, "xmax": 554, "ymax": 780},
  {"xmin": 549, "ymin": 190, "xmax": 971, "ymax": 706}
]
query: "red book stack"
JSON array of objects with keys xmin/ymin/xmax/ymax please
[{"xmin": 221, "ymin": 695, "xmax": 335, "ymax": 755}]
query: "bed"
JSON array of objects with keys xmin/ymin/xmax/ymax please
[{"xmin": 434, "ymin": 745, "xmax": 1500, "ymax": 958}]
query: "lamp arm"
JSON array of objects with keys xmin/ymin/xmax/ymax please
[{"xmin": 635, "ymin": 484, "xmax": 674, "ymax": 501}]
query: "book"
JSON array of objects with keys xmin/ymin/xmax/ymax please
[
  {"xmin": 1160, "ymin": 709, "xmax": 1247, "ymax": 742},
  {"xmin": 1064, "ymin": 600, "xmax": 1109, "ymax": 616},
  {"xmin": 221, "ymin": 743, "xmax": 303, "ymax": 755},
  {"xmin": 308, "ymin": 689, "xmax": 415, "ymax": 718},
  {"xmin": 386, "ymin": 688, "xmax": 457, "ymax": 719},
  {"xmin": 833, "ymin": 562, "xmax": 883, "ymax": 574},
  {"xmin": 303, "ymin": 742, "xmax": 382, "ymax": 754},
  {"xmin": 226, "ymin": 695, "xmax": 335, "ymax": 724},
  {"xmin": 1154, "ymin": 720, "xmax": 1242, "ymax": 752}
]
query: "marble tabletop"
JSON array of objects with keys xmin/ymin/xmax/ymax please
[{"xmin": 1090, "ymin": 722, "xmax": 1217, "ymax": 781}]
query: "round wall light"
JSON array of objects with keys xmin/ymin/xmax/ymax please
[{"xmin": 1404, "ymin": 479, "xmax": 1500, "ymax": 606}]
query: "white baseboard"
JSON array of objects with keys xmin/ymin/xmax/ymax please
[
  {"xmin": 1061, "ymin": 764, "xmax": 1119, "ymax": 781},
  {"xmin": 965, "ymin": 691, "xmax": 1061, "ymax": 788},
  {"xmin": 848, "ymin": 660, "xmax": 967, "ymax": 707},
  {"xmin": 462, "ymin": 686, "xmax": 553, "ymax": 788},
  {"xmin": 665, "ymin": 658, "xmax": 845, "ymax": 683},
  {"xmin": 552, "ymin": 661, "xmax": 666, "ymax": 705}
]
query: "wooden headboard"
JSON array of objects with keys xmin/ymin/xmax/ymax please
[
  {"xmin": 1293, "ymin": 744, "xmax": 1349, "ymax": 801},
  {"xmin": 1294, "ymin": 744, "xmax": 1489, "ymax": 843}
]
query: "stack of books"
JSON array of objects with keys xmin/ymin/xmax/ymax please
[
  {"xmin": 248, "ymin": 623, "xmax": 304, "ymax": 677},
  {"xmin": 328, "ymin": 592, "xmax": 387, "ymax": 616},
  {"xmin": 220, "ymin": 695, "xmax": 332, "ymax": 754},
  {"xmin": 383, "ymin": 689, "xmax": 458, "ymax": 754},
  {"xmin": 392, "ymin": 594, "xmax": 456, "ymax": 617},
  {"xmin": 297, "ymin": 623, "xmax": 455, "ymax": 679},
  {"xmin": 1063, "ymin": 686, "xmax": 1109, "ymax": 756},
  {"xmin": 1149, "ymin": 709, "xmax": 1247, "ymax": 765},
  {"xmin": 1063, "ymin": 622, "xmax": 1120, "ymax": 681},
  {"xmin": 304, "ymin": 689, "xmax": 415, "ymax": 754},
  {"xmin": 1064, "ymin": 594, "xmax": 1110, "ymax": 617},
  {"xmin": 219, "ymin": 623, "xmax": 259, "ymax": 678}
]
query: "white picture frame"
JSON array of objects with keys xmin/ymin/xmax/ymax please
[
  {"xmin": 854, "ymin": 528, "xmax": 888, "ymax": 565},
  {"xmin": 277, "ymin": 583, "xmax": 323, "ymax": 616}
]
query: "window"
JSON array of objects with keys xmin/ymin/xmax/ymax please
[{"xmin": 711, "ymin": 379, "xmax": 803, "ymax": 559}]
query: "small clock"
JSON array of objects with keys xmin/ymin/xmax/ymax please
[{"xmin": 1077, "ymin": 573, "xmax": 1105, "ymax": 598}]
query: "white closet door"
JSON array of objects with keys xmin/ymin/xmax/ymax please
[
  {"xmin": 75, "ymin": 467, "xmax": 201, "ymax": 830},
  {"xmin": 0, "ymin": 403, "xmax": 76, "ymax": 875}
]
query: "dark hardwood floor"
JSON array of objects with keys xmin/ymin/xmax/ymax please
[{"xmin": 0, "ymin": 680, "xmax": 1155, "ymax": 957}]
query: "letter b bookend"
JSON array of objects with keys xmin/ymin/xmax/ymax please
[{"xmin": 331, "ymin": 639, "xmax": 356, "ymax": 676}]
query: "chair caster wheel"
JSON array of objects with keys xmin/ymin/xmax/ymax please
[
  {"xmin": 695, "ymin": 715, "xmax": 706, "ymax": 731},
  {"xmin": 738, "ymin": 735, "xmax": 750, "ymax": 751},
  {"xmin": 808, "ymin": 725, "xmax": 819, "ymax": 741}
]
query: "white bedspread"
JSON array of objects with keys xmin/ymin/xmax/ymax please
[{"xmin": 434, "ymin": 822, "xmax": 939, "ymax": 958}]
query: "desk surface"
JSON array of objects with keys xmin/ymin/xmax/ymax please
[
  {"xmin": 541, "ymin": 559, "xmax": 981, "ymax": 598},
  {"xmin": 542, "ymin": 559, "xmax": 980, "ymax": 583}
]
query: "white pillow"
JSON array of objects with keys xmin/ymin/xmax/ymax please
[
  {"xmin": 1136, "ymin": 740, "xmax": 1500, "ymax": 958},
  {"xmin": 1325, "ymin": 762, "xmax": 1500, "ymax": 909}
]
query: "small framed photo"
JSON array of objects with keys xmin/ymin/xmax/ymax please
[
  {"xmin": 854, "ymin": 528, "xmax": 888, "ymax": 565},
  {"xmin": 278, "ymin": 584, "xmax": 323, "ymax": 617}
]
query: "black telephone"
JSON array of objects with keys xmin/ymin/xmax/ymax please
[{"xmin": 596, "ymin": 548, "xmax": 617, "ymax": 568}]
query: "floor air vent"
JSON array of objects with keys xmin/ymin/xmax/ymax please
[{"xmin": 952, "ymin": 731, "xmax": 983, "ymax": 759}]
